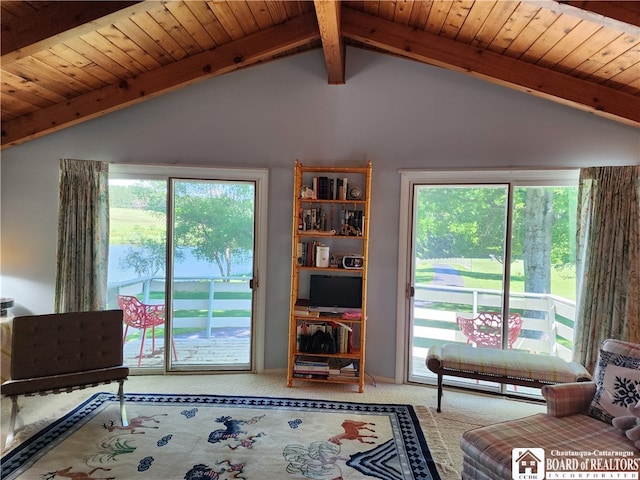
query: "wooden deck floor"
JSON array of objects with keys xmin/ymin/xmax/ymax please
[{"xmin": 123, "ymin": 327, "xmax": 250, "ymax": 369}]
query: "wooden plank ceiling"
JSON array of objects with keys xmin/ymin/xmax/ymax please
[{"xmin": 1, "ymin": 1, "xmax": 639, "ymax": 150}]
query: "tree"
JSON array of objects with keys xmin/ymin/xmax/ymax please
[
  {"xmin": 173, "ymin": 181, "xmax": 254, "ymax": 278},
  {"xmin": 415, "ymin": 186, "xmax": 507, "ymax": 259},
  {"xmin": 110, "ymin": 181, "xmax": 166, "ymax": 212},
  {"xmin": 549, "ymin": 187, "xmax": 577, "ymax": 268},
  {"xmin": 522, "ymin": 188, "xmax": 553, "ymax": 295},
  {"xmin": 119, "ymin": 234, "xmax": 184, "ymax": 277},
  {"xmin": 114, "ymin": 180, "xmax": 253, "ymax": 279}
]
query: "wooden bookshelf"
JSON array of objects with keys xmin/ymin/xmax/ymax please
[{"xmin": 287, "ymin": 160, "xmax": 371, "ymax": 392}]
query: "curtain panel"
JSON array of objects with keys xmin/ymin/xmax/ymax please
[
  {"xmin": 574, "ymin": 165, "xmax": 639, "ymax": 373},
  {"xmin": 55, "ymin": 159, "xmax": 109, "ymax": 313}
]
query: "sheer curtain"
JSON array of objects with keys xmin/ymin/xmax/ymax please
[
  {"xmin": 574, "ymin": 165, "xmax": 639, "ymax": 373},
  {"xmin": 55, "ymin": 159, "xmax": 109, "ymax": 313}
]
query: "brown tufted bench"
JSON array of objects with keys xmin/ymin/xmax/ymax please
[
  {"xmin": 1, "ymin": 310, "xmax": 129, "ymax": 446},
  {"xmin": 427, "ymin": 343, "xmax": 591, "ymax": 412}
]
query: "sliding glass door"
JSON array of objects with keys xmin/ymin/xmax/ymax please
[
  {"xmin": 108, "ymin": 166, "xmax": 267, "ymax": 373},
  {"xmin": 168, "ymin": 178, "xmax": 255, "ymax": 370},
  {"xmin": 401, "ymin": 171, "xmax": 579, "ymax": 396}
]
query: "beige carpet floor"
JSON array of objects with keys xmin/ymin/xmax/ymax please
[
  {"xmin": 0, "ymin": 371, "xmax": 546, "ymax": 479},
  {"xmin": 414, "ymin": 401, "xmax": 548, "ymax": 478}
]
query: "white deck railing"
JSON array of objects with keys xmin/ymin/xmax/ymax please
[
  {"xmin": 109, "ymin": 277, "xmax": 575, "ymax": 358},
  {"xmin": 413, "ymin": 284, "xmax": 576, "ymax": 360},
  {"xmin": 108, "ymin": 276, "xmax": 252, "ymax": 338}
]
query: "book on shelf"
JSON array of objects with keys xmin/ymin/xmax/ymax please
[
  {"xmin": 342, "ymin": 361, "xmax": 358, "ymax": 375},
  {"xmin": 294, "ymin": 361, "xmax": 329, "ymax": 372},
  {"xmin": 333, "ymin": 177, "xmax": 348, "ymax": 200},
  {"xmin": 299, "ymin": 207, "xmax": 329, "ymax": 233},
  {"xmin": 307, "ymin": 176, "xmax": 355, "ymax": 201},
  {"xmin": 293, "ymin": 365, "xmax": 329, "ymax": 377},
  {"xmin": 298, "ymin": 240, "xmax": 335, "ymax": 266},
  {"xmin": 296, "ymin": 241, "xmax": 303, "ymax": 265},
  {"xmin": 328, "ymin": 361, "xmax": 359, "ymax": 379},
  {"xmin": 298, "ymin": 206, "xmax": 364, "ymax": 237},
  {"xmin": 295, "ymin": 355, "xmax": 329, "ymax": 364},
  {"xmin": 294, "ymin": 356, "xmax": 329, "ymax": 377},
  {"xmin": 338, "ymin": 326, "xmax": 349, "ymax": 353},
  {"xmin": 317, "ymin": 176, "xmax": 329, "ymax": 200},
  {"xmin": 294, "ymin": 299, "xmax": 319, "ymax": 317},
  {"xmin": 293, "ymin": 373, "xmax": 330, "ymax": 379}
]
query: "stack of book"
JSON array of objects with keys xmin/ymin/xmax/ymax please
[
  {"xmin": 293, "ymin": 299, "xmax": 319, "ymax": 318},
  {"xmin": 329, "ymin": 361, "xmax": 358, "ymax": 379},
  {"xmin": 293, "ymin": 356, "xmax": 329, "ymax": 379}
]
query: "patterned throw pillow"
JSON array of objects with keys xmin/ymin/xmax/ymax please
[{"xmin": 588, "ymin": 348, "xmax": 640, "ymax": 423}]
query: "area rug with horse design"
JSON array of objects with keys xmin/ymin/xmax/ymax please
[{"xmin": 1, "ymin": 393, "xmax": 441, "ymax": 480}]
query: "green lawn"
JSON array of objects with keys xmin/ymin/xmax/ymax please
[
  {"xmin": 414, "ymin": 258, "xmax": 576, "ymax": 349},
  {"xmin": 110, "ymin": 207, "xmax": 164, "ymax": 245},
  {"xmin": 149, "ymin": 291, "xmax": 251, "ymax": 300},
  {"xmin": 126, "ymin": 291, "xmax": 251, "ymax": 319},
  {"xmin": 416, "ymin": 258, "xmax": 576, "ymax": 301}
]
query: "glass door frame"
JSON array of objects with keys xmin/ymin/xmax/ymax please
[
  {"xmin": 110, "ymin": 163, "xmax": 269, "ymax": 374},
  {"xmin": 396, "ymin": 168, "xmax": 579, "ymax": 386}
]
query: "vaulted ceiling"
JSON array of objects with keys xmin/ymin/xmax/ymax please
[{"xmin": 2, "ymin": 1, "xmax": 639, "ymax": 150}]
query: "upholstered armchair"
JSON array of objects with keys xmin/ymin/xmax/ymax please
[
  {"xmin": 460, "ymin": 338, "xmax": 640, "ymax": 479},
  {"xmin": 1, "ymin": 310, "xmax": 129, "ymax": 447}
]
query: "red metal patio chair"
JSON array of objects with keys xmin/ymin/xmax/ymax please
[
  {"xmin": 456, "ymin": 311, "xmax": 524, "ymax": 390},
  {"xmin": 456, "ymin": 312, "xmax": 523, "ymax": 350},
  {"xmin": 117, "ymin": 295, "xmax": 178, "ymax": 367}
]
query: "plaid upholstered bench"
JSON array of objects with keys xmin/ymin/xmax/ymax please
[{"xmin": 427, "ymin": 343, "xmax": 591, "ymax": 412}]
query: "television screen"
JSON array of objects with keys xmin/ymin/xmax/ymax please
[{"xmin": 309, "ymin": 275, "xmax": 362, "ymax": 313}]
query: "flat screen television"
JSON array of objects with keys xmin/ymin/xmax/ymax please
[{"xmin": 309, "ymin": 275, "xmax": 362, "ymax": 313}]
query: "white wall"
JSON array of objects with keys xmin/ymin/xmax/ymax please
[{"xmin": 2, "ymin": 47, "xmax": 638, "ymax": 378}]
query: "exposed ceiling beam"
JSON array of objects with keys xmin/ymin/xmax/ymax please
[
  {"xmin": 341, "ymin": 7, "xmax": 640, "ymax": 128},
  {"xmin": 1, "ymin": 1, "xmax": 143, "ymax": 60},
  {"xmin": 314, "ymin": 0, "xmax": 345, "ymax": 84},
  {"xmin": 561, "ymin": 1, "xmax": 640, "ymax": 28},
  {"xmin": 0, "ymin": 13, "xmax": 321, "ymax": 149}
]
